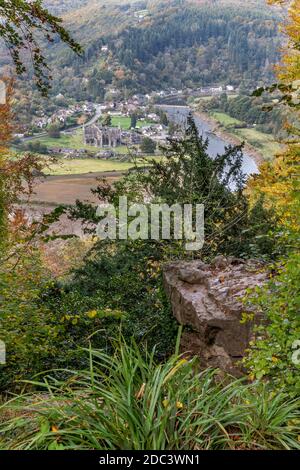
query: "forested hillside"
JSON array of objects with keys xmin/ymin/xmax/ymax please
[
  {"xmin": 44, "ymin": 0, "xmax": 89, "ymax": 14},
  {"xmin": 106, "ymin": 5, "xmax": 280, "ymax": 91},
  {"xmin": 14, "ymin": 0, "xmax": 282, "ymax": 103}
]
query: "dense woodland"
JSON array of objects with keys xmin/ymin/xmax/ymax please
[{"xmin": 58, "ymin": 3, "xmax": 281, "ymax": 97}]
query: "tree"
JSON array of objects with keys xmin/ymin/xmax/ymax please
[
  {"xmin": 140, "ymin": 137, "xmax": 156, "ymax": 154},
  {"xmin": 249, "ymin": 0, "xmax": 300, "ymax": 230},
  {"xmin": 243, "ymin": 1, "xmax": 300, "ymax": 398},
  {"xmin": 47, "ymin": 123, "xmax": 61, "ymax": 139},
  {"xmin": 130, "ymin": 113, "xmax": 137, "ymax": 129},
  {"xmin": 0, "ymin": 0, "xmax": 81, "ymax": 257},
  {"xmin": 102, "ymin": 114, "xmax": 112, "ymax": 127}
]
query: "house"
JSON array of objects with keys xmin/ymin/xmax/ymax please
[{"xmin": 211, "ymin": 86, "xmax": 223, "ymax": 94}]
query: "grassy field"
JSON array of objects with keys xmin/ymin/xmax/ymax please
[
  {"xmin": 34, "ymin": 129, "xmax": 98, "ymax": 151},
  {"xmin": 211, "ymin": 112, "xmax": 243, "ymax": 127},
  {"xmin": 44, "ymin": 158, "xmax": 142, "ymax": 176},
  {"xmin": 232, "ymin": 128, "xmax": 281, "ymax": 160},
  {"xmin": 211, "ymin": 111, "xmax": 281, "ymax": 160}
]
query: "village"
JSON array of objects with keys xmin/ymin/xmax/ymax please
[{"xmin": 16, "ymin": 84, "xmax": 236, "ymax": 161}]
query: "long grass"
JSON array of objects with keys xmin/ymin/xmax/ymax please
[{"xmin": 0, "ymin": 339, "xmax": 299, "ymax": 450}]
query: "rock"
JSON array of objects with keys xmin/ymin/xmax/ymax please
[
  {"xmin": 163, "ymin": 258, "xmax": 268, "ymax": 375},
  {"xmin": 178, "ymin": 267, "xmax": 208, "ymax": 285},
  {"xmin": 212, "ymin": 255, "xmax": 228, "ymax": 269}
]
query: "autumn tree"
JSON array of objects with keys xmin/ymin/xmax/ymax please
[
  {"xmin": 244, "ymin": 1, "xmax": 300, "ymax": 395},
  {"xmin": 249, "ymin": 0, "xmax": 300, "ymax": 235},
  {"xmin": 0, "ymin": 1, "xmax": 82, "ymax": 254}
]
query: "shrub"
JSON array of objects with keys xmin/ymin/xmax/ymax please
[
  {"xmin": 243, "ymin": 252, "xmax": 300, "ymax": 398},
  {"xmin": 43, "ymin": 239, "xmax": 178, "ymax": 360},
  {"xmin": 0, "ymin": 249, "xmax": 122, "ymax": 392},
  {"xmin": 140, "ymin": 136, "xmax": 156, "ymax": 154}
]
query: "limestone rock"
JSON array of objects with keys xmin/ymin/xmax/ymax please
[{"xmin": 163, "ymin": 258, "xmax": 268, "ymax": 374}]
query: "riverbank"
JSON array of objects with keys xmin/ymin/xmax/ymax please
[
  {"xmin": 193, "ymin": 108, "xmax": 282, "ymax": 165},
  {"xmin": 193, "ymin": 109, "xmax": 265, "ymax": 166}
]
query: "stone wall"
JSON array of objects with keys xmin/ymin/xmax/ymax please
[{"xmin": 163, "ymin": 256, "xmax": 268, "ymax": 374}]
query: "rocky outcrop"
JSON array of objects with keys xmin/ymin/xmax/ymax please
[{"xmin": 163, "ymin": 256, "xmax": 268, "ymax": 374}]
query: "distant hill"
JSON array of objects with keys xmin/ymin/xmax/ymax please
[
  {"xmin": 41, "ymin": 0, "xmax": 281, "ymax": 100},
  {"xmin": 44, "ymin": 1, "xmax": 90, "ymax": 15}
]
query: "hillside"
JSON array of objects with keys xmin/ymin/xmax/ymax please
[
  {"xmin": 5, "ymin": 0, "xmax": 283, "ymax": 128},
  {"xmin": 41, "ymin": 0, "xmax": 281, "ymax": 100},
  {"xmin": 44, "ymin": 1, "xmax": 90, "ymax": 15}
]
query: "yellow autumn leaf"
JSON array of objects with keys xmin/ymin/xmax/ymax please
[
  {"xmin": 86, "ymin": 310, "xmax": 97, "ymax": 318},
  {"xmin": 176, "ymin": 401, "xmax": 184, "ymax": 409},
  {"xmin": 51, "ymin": 425, "xmax": 59, "ymax": 433}
]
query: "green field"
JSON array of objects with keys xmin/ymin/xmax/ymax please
[
  {"xmin": 43, "ymin": 155, "xmax": 164, "ymax": 176},
  {"xmin": 232, "ymin": 128, "xmax": 281, "ymax": 160},
  {"xmin": 211, "ymin": 112, "xmax": 281, "ymax": 160},
  {"xmin": 33, "ymin": 129, "xmax": 97, "ymax": 151},
  {"xmin": 44, "ymin": 158, "xmax": 142, "ymax": 176},
  {"xmin": 211, "ymin": 112, "xmax": 243, "ymax": 127}
]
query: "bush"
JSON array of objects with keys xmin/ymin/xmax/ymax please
[
  {"xmin": 0, "ymin": 249, "xmax": 122, "ymax": 392},
  {"xmin": 243, "ymin": 252, "xmax": 300, "ymax": 398},
  {"xmin": 43, "ymin": 239, "xmax": 178, "ymax": 360},
  {"xmin": 140, "ymin": 136, "xmax": 156, "ymax": 154},
  {"xmin": 0, "ymin": 339, "xmax": 299, "ymax": 450},
  {"xmin": 47, "ymin": 124, "xmax": 61, "ymax": 139}
]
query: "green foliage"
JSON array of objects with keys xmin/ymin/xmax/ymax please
[
  {"xmin": 1, "ymin": 339, "xmax": 299, "ymax": 450},
  {"xmin": 101, "ymin": 114, "xmax": 112, "ymax": 127},
  {"xmin": 206, "ymin": 93, "xmax": 286, "ymax": 137},
  {"xmin": 22, "ymin": 141, "xmax": 48, "ymax": 154},
  {"xmin": 47, "ymin": 123, "xmax": 61, "ymax": 139},
  {"xmin": 0, "ymin": 249, "xmax": 123, "ymax": 392},
  {"xmin": 130, "ymin": 113, "xmax": 137, "ymax": 129},
  {"xmin": 0, "ymin": 0, "xmax": 82, "ymax": 94},
  {"xmin": 43, "ymin": 239, "xmax": 178, "ymax": 360},
  {"xmin": 140, "ymin": 136, "xmax": 156, "ymax": 154},
  {"xmin": 243, "ymin": 252, "xmax": 300, "ymax": 397}
]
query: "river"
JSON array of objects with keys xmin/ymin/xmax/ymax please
[{"xmin": 161, "ymin": 105, "xmax": 258, "ymax": 177}]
